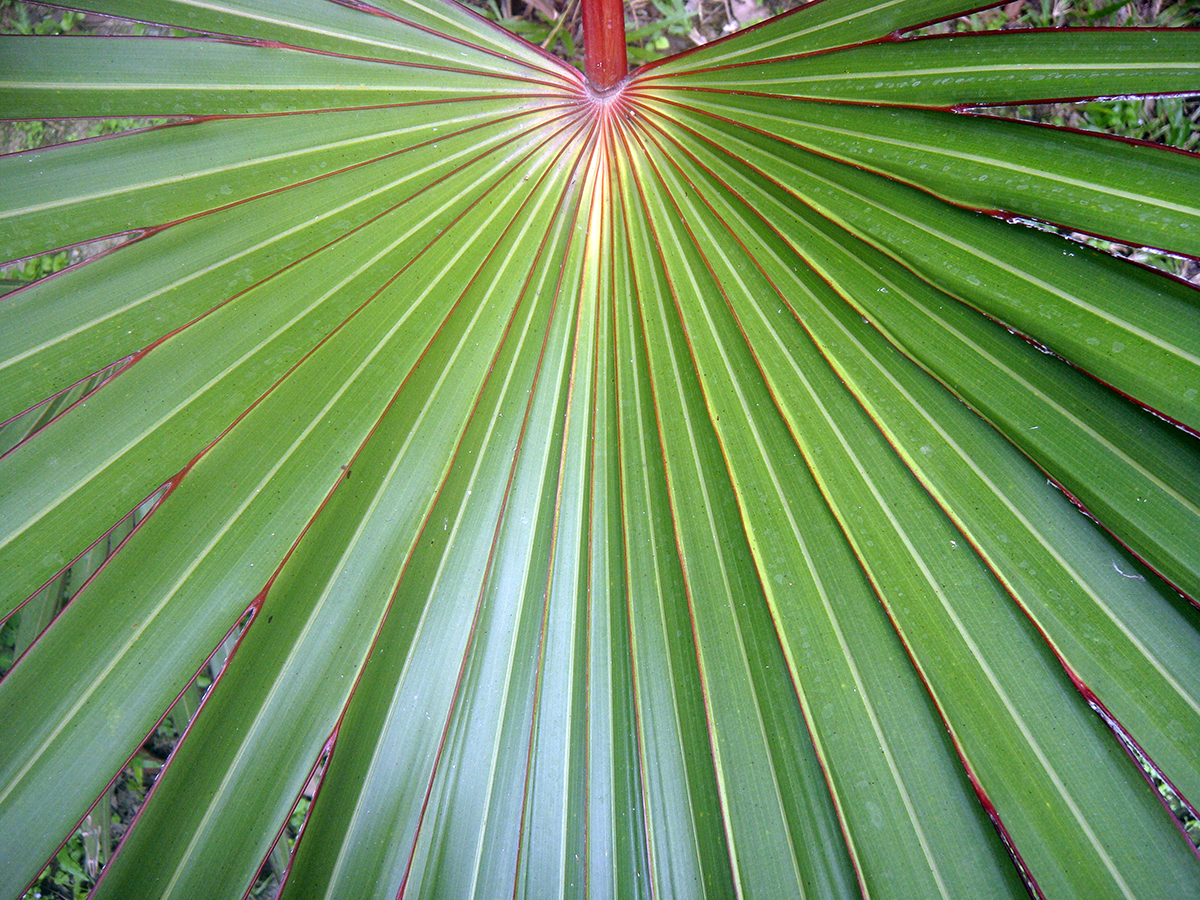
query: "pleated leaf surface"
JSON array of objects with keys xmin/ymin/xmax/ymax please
[{"xmin": 1, "ymin": 1, "xmax": 1199, "ymax": 897}]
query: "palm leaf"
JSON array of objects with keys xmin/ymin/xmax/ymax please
[{"xmin": 1, "ymin": 0, "xmax": 1198, "ymax": 897}]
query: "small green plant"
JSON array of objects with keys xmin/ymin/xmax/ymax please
[
  {"xmin": 0, "ymin": 616, "xmax": 16, "ymax": 673},
  {"xmin": 473, "ymin": 0, "xmax": 579, "ymax": 60},
  {"xmin": 0, "ymin": 1, "xmax": 80, "ymax": 35},
  {"xmin": 1080, "ymin": 96, "xmax": 1200, "ymax": 152},
  {"xmin": 24, "ymin": 833, "xmax": 94, "ymax": 900},
  {"xmin": 624, "ymin": 0, "xmax": 696, "ymax": 62},
  {"xmin": 2, "ymin": 249, "xmax": 69, "ymax": 285}
]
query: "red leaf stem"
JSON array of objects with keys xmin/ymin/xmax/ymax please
[{"xmin": 582, "ymin": 0, "xmax": 628, "ymax": 91}]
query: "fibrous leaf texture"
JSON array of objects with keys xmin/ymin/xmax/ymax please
[{"xmin": 1, "ymin": 1, "xmax": 1199, "ymax": 897}]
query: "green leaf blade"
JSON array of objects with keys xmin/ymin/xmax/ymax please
[
  {"xmin": 646, "ymin": 29, "xmax": 1200, "ymax": 108},
  {"xmin": 3, "ymin": 5, "xmax": 1200, "ymax": 899}
]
